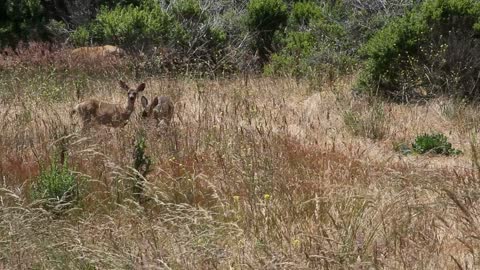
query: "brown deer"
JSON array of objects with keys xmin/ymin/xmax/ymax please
[
  {"xmin": 71, "ymin": 81, "xmax": 145, "ymax": 130},
  {"xmin": 140, "ymin": 95, "xmax": 174, "ymax": 126}
]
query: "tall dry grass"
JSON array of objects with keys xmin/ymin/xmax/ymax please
[{"xmin": 1, "ymin": 43, "xmax": 480, "ymax": 269}]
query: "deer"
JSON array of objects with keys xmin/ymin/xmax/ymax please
[
  {"xmin": 71, "ymin": 81, "xmax": 145, "ymax": 130},
  {"xmin": 140, "ymin": 95, "xmax": 174, "ymax": 127}
]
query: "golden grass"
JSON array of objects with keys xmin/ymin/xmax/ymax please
[{"xmin": 1, "ymin": 74, "xmax": 480, "ymax": 269}]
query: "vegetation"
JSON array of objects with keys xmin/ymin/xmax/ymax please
[
  {"xmin": 30, "ymin": 155, "xmax": 78, "ymax": 211},
  {"xmin": 359, "ymin": 0, "xmax": 480, "ymax": 101},
  {"xmin": 1, "ymin": 0, "xmax": 480, "ymax": 268},
  {"xmin": 412, "ymin": 133, "xmax": 462, "ymax": 155}
]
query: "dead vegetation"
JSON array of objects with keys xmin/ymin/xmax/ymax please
[{"xmin": 1, "ymin": 47, "xmax": 480, "ymax": 269}]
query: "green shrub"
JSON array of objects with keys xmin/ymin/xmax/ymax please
[
  {"xmin": 246, "ymin": 0, "xmax": 288, "ymax": 63},
  {"xmin": 289, "ymin": 1, "xmax": 324, "ymax": 27},
  {"xmin": 265, "ymin": 31, "xmax": 316, "ymax": 76},
  {"xmin": 266, "ymin": 0, "xmax": 354, "ymax": 80},
  {"xmin": 411, "ymin": 133, "xmax": 462, "ymax": 155},
  {"xmin": 172, "ymin": 0, "xmax": 204, "ymax": 21},
  {"xmin": 359, "ymin": 0, "xmax": 480, "ymax": 101},
  {"xmin": 0, "ymin": 0, "xmax": 46, "ymax": 46},
  {"xmin": 31, "ymin": 158, "xmax": 78, "ymax": 209},
  {"xmin": 132, "ymin": 131, "xmax": 151, "ymax": 202},
  {"xmin": 72, "ymin": 3, "xmax": 182, "ymax": 48},
  {"xmin": 70, "ymin": 26, "xmax": 90, "ymax": 46}
]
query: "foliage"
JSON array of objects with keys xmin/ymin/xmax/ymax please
[
  {"xmin": 264, "ymin": 31, "xmax": 316, "ymax": 76},
  {"xmin": 359, "ymin": 0, "xmax": 480, "ymax": 101},
  {"xmin": 266, "ymin": 0, "xmax": 354, "ymax": 81},
  {"xmin": 246, "ymin": 0, "xmax": 288, "ymax": 64},
  {"xmin": 0, "ymin": 0, "xmax": 46, "ymax": 46},
  {"xmin": 172, "ymin": 0, "xmax": 205, "ymax": 21},
  {"xmin": 132, "ymin": 131, "xmax": 151, "ymax": 202},
  {"xmin": 411, "ymin": 133, "xmax": 462, "ymax": 155},
  {"xmin": 289, "ymin": 1, "xmax": 324, "ymax": 28},
  {"xmin": 76, "ymin": 3, "xmax": 182, "ymax": 48},
  {"xmin": 70, "ymin": 26, "xmax": 90, "ymax": 46},
  {"xmin": 30, "ymin": 157, "xmax": 78, "ymax": 209}
]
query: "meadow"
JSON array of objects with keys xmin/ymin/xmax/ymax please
[{"xmin": 1, "ymin": 46, "xmax": 480, "ymax": 269}]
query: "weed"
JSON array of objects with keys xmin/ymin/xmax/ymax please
[
  {"xmin": 411, "ymin": 133, "xmax": 462, "ymax": 156},
  {"xmin": 132, "ymin": 130, "xmax": 151, "ymax": 202},
  {"xmin": 30, "ymin": 157, "xmax": 78, "ymax": 211}
]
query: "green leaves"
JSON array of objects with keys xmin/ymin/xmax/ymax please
[
  {"xmin": 358, "ymin": 0, "xmax": 480, "ymax": 100},
  {"xmin": 73, "ymin": 3, "xmax": 179, "ymax": 48},
  {"xmin": 412, "ymin": 133, "xmax": 462, "ymax": 155}
]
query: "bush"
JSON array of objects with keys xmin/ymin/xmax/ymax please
[
  {"xmin": 359, "ymin": 0, "xmax": 480, "ymax": 101},
  {"xmin": 31, "ymin": 158, "xmax": 78, "ymax": 210},
  {"xmin": 289, "ymin": 1, "xmax": 324, "ymax": 28},
  {"xmin": 70, "ymin": 26, "xmax": 90, "ymax": 46},
  {"xmin": 246, "ymin": 0, "xmax": 288, "ymax": 64},
  {"xmin": 0, "ymin": 0, "xmax": 46, "ymax": 46},
  {"xmin": 73, "ymin": 3, "xmax": 182, "ymax": 49},
  {"xmin": 266, "ymin": 1, "xmax": 349, "ymax": 78},
  {"xmin": 411, "ymin": 133, "xmax": 462, "ymax": 155},
  {"xmin": 172, "ymin": 0, "xmax": 205, "ymax": 21},
  {"xmin": 265, "ymin": 31, "xmax": 316, "ymax": 77},
  {"xmin": 132, "ymin": 131, "xmax": 151, "ymax": 202}
]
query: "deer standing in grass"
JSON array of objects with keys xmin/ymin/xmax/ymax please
[
  {"xmin": 71, "ymin": 81, "xmax": 145, "ymax": 130},
  {"xmin": 140, "ymin": 95, "xmax": 174, "ymax": 127}
]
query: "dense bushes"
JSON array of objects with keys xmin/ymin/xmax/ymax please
[
  {"xmin": 246, "ymin": 0, "xmax": 288, "ymax": 64},
  {"xmin": 72, "ymin": 3, "xmax": 179, "ymax": 48},
  {"xmin": 359, "ymin": 0, "xmax": 480, "ymax": 101},
  {"xmin": 0, "ymin": 0, "xmax": 46, "ymax": 46}
]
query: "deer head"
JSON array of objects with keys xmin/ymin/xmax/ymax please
[{"xmin": 140, "ymin": 96, "xmax": 159, "ymax": 118}]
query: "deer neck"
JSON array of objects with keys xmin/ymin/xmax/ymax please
[{"xmin": 122, "ymin": 99, "xmax": 135, "ymax": 119}]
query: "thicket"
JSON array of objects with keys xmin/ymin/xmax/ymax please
[{"xmin": 359, "ymin": 0, "xmax": 480, "ymax": 101}]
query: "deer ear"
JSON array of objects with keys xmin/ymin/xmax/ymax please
[
  {"xmin": 137, "ymin": 83, "xmax": 146, "ymax": 92},
  {"xmin": 152, "ymin": 97, "xmax": 159, "ymax": 107},
  {"xmin": 141, "ymin": 96, "xmax": 148, "ymax": 108},
  {"xmin": 119, "ymin": 80, "xmax": 129, "ymax": 91}
]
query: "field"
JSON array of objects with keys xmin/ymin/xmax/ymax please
[{"xmin": 1, "ymin": 51, "xmax": 480, "ymax": 269}]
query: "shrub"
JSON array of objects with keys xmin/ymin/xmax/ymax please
[
  {"xmin": 70, "ymin": 26, "xmax": 90, "ymax": 46},
  {"xmin": 31, "ymin": 158, "xmax": 78, "ymax": 210},
  {"xmin": 132, "ymin": 131, "xmax": 152, "ymax": 202},
  {"xmin": 359, "ymin": 0, "xmax": 480, "ymax": 101},
  {"xmin": 266, "ymin": 0, "xmax": 356, "ymax": 82},
  {"xmin": 289, "ymin": 1, "xmax": 324, "ymax": 28},
  {"xmin": 246, "ymin": 0, "xmax": 288, "ymax": 64},
  {"xmin": 411, "ymin": 133, "xmax": 462, "ymax": 155},
  {"xmin": 72, "ymin": 3, "xmax": 182, "ymax": 49},
  {"xmin": 265, "ymin": 31, "xmax": 316, "ymax": 77},
  {"xmin": 172, "ymin": 0, "xmax": 205, "ymax": 21},
  {"xmin": 0, "ymin": 0, "xmax": 46, "ymax": 46}
]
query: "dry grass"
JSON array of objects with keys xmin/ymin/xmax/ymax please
[{"xmin": 1, "ymin": 67, "xmax": 480, "ymax": 269}]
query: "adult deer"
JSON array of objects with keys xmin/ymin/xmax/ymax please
[
  {"xmin": 140, "ymin": 95, "xmax": 174, "ymax": 126},
  {"xmin": 71, "ymin": 81, "xmax": 145, "ymax": 130}
]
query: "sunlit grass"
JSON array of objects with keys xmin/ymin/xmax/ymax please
[{"xmin": 1, "ymin": 46, "xmax": 479, "ymax": 269}]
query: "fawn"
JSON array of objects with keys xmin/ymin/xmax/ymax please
[
  {"xmin": 140, "ymin": 95, "xmax": 174, "ymax": 126},
  {"xmin": 71, "ymin": 81, "xmax": 145, "ymax": 130}
]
